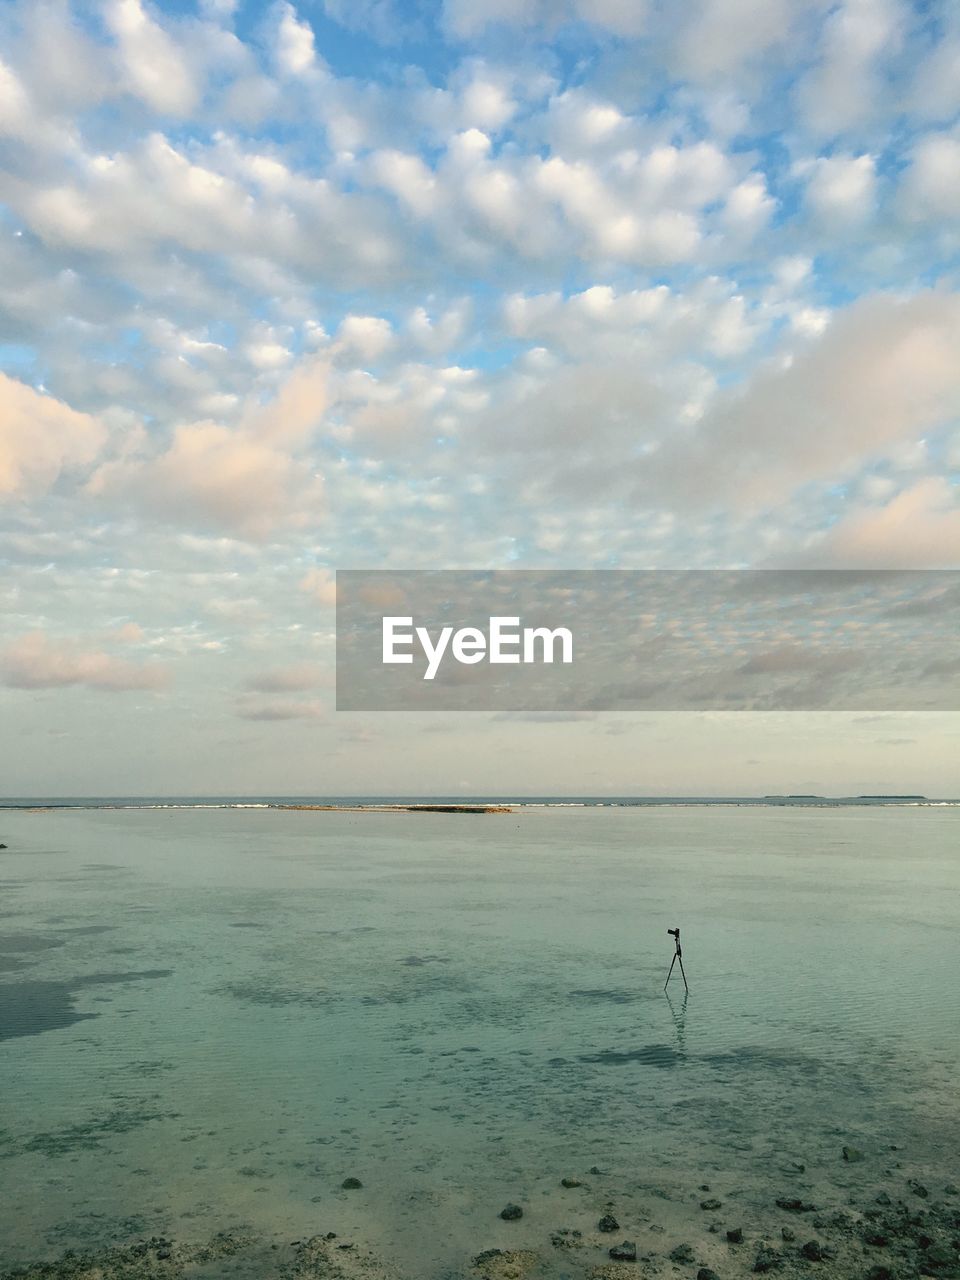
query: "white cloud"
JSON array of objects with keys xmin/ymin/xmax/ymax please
[
  {"xmin": 677, "ymin": 0, "xmax": 802, "ymax": 80},
  {"xmin": 803, "ymin": 153, "xmax": 877, "ymax": 225},
  {"xmin": 900, "ymin": 132, "xmax": 960, "ymax": 221},
  {"xmin": 274, "ymin": 1, "xmax": 317, "ymax": 77},
  {"xmin": 245, "ymin": 662, "xmax": 326, "ymax": 691},
  {"xmin": 796, "ymin": 0, "xmax": 903, "ymax": 135},
  {"xmin": 105, "ymin": 0, "xmax": 198, "ymax": 115},
  {"xmin": 335, "ymin": 315, "xmax": 395, "ymax": 362},
  {"xmin": 443, "ymin": 0, "xmax": 647, "ymax": 37},
  {"xmin": 235, "ymin": 694, "xmax": 326, "ymax": 720},
  {"xmin": 721, "ymin": 172, "xmax": 776, "ymax": 238}
]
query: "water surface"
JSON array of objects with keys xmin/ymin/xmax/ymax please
[{"xmin": 1, "ymin": 804, "xmax": 958, "ymax": 1273}]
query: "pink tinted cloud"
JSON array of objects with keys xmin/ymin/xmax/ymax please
[{"xmin": 1, "ymin": 632, "xmax": 171, "ymax": 691}]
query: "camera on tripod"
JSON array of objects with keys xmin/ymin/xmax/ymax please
[{"xmin": 664, "ymin": 925, "xmax": 688, "ymax": 993}]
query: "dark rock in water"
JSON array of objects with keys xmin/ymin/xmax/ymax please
[
  {"xmin": 776, "ymin": 1198, "xmax": 815, "ymax": 1212},
  {"xmin": 670, "ymin": 1243, "xmax": 695, "ymax": 1264},
  {"xmin": 0, "ymin": 844, "xmax": 7, "ymax": 850},
  {"xmin": 698, "ymin": 1270, "xmax": 721, "ymax": 1280},
  {"xmin": 842, "ymin": 1145, "xmax": 864, "ymax": 1163},
  {"xmin": 875, "ymin": 1192, "xmax": 892, "ymax": 1206},
  {"xmin": 561, "ymin": 1177, "xmax": 583, "ymax": 1187},
  {"xmin": 700, "ymin": 1184, "xmax": 711, "ymax": 1192},
  {"xmin": 589, "ymin": 1165, "xmax": 605, "ymax": 1175},
  {"xmin": 499, "ymin": 1203, "xmax": 523, "ymax": 1221},
  {"xmin": 475, "ymin": 1249, "xmax": 504, "ymax": 1265},
  {"xmin": 609, "ymin": 1240, "xmax": 637, "ymax": 1261},
  {"xmin": 598, "ymin": 1214, "xmax": 620, "ymax": 1233},
  {"xmin": 865, "ymin": 1268, "xmax": 893, "ymax": 1280},
  {"xmin": 550, "ymin": 1228, "xmax": 583, "ymax": 1250},
  {"xmin": 701, "ymin": 1198, "xmax": 722, "ymax": 1210},
  {"xmin": 727, "ymin": 1227, "xmax": 744, "ymax": 1243},
  {"xmin": 864, "ymin": 1233, "xmax": 889, "ymax": 1247},
  {"xmin": 341, "ymin": 1176, "xmax": 363, "ymax": 1189},
  {"xmin": 781, "ymin": 1228, "xmax": 796, "ymax": 1243},
  {"xmin": 908, "ymin": 1179, "xmax": 930, "ymax": 1198},
  {"xmin": 801, "ymin": 1240, "xmax": 823, "ymax": 1261},
  {"xmin": 754, "ymin": 1244, "xmax": 784, "ymax": 1272},
  {"xmin": 944, "ymin": 1184, "xmax": 958, "ymax": 1196}
]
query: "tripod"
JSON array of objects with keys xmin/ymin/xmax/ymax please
[{"xmin": 664, "ymin": 926, "xmax": 689, "ymax": 993}]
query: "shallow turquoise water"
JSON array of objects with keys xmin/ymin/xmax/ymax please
[{"xmin": 1, "ymin": 805, "xmax": 958, "ymax": 1273}]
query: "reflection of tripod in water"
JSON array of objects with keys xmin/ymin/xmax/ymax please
[{"xmin": 664, "ymin": 926, "xmax": 689, "ymax": 993}]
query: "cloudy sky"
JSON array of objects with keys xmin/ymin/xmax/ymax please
[{"xmin": 1, "ymin": 0, "xmax": 959, "ymax": 797}]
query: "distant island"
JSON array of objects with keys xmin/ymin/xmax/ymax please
[{"xmin": 856, "ymin": 795, "xmax": 927, "ymax": 801}]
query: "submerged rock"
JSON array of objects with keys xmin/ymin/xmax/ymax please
[
  {"xmin": 701, "ymin": 1198, "xmax": 722, "ymax": 1210},
  {"xmin": 598, "ymin": 1214, "xmax": 620, "ymax": 1233},
  {"xmin": 754, "ymin": 1243, "xmax": 784, "ymax": 1272},
  {"xmin": 800, "ymin": 1239, "xmax": 823, "ymax": 1261},
  {"xmin": 499, "ymin": 1203, "xmax": 524, "ymax": 1221},
  {"xmin": 560, "ymin": 1177, "xmax": 583, "ymax": 1188},
  {"xmin": 776, "ymin": 1197, "xmax": 816, "ymax": 1212},
  {"xmin": 341, "ymin": 1176, "xmax": 363, "ymax": 1189},
  {"xmin": 473, "ymin": 1247, "xmax": 540, "ymax": 1279},
  {"xmin": 727, "ymin": 1227, "xmax": 744, "ymax": 1243},
  {"xmin": 608, "ymin": 1240, "xmax": 637, "ymax": 1261},
  {"xmin": 842, "ymin": 1146, "xmax": 864, "ymax": 1163},
  {"xmin": 669, "ymin": 1243, "xmax": 695, "ymax": 1264},
  {"xmin": 864, "ymin": 1232, "xmax": 889, "ymax": 1247}
]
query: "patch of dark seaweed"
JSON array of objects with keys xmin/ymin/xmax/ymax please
[
  {"xmin": 0, "ymin": 970, "xmax": 173, "ymax": 1041},
  {"xmin": 579, "ymin": 1043, "xmax": 682, "ymax": 1068},
  {"xmin": 702, "ymin": 1046, "xmax": 826, "ymax": 1077},
  {"xmin": 0, "ymin": 933, "xmax": 67, "ymax": 953},
  {"xmin": 217, "ymin": 981, "xmax": 339, "ymax": 1009},
  {"xmin": 360, "ymin": 971, "xmax": 473, "ymax": 1006},
  {"xmin": 21, "ymin": 1105, "xmax": 181, "ymax": 1156},
  {"xmin": 316, "ymin": 925, "xmax": 377, "ymax": 936},
  {"xmin": 569, "ymin": 988, "xmax": 649, "ymax": 1004}
]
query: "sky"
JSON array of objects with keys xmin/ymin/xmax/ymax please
[{"xmin": 1, "ymin": 0, "xmax": 959, "ymax": 797}]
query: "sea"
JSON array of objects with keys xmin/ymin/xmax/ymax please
[{"xmin": 1, "ymin": 798, "xmax": 958, "ymax": 1275}]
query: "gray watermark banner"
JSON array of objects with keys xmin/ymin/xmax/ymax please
[{"xmin": 335, "ymin": 570, "xmax": 960, "ymax": 711}]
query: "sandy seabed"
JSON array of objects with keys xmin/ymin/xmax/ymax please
[{"xmin": 3, "ymin": 1150, "xmax": 958, "ymax": 1280}]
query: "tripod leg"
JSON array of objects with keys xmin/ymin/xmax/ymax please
[
  {"xmin": 664, "ymin": 954, "xmax": 677, "ymax": 991},
  {"xmin": 677, "ymin": 955, "xmax": 689, "ymax": 993}
]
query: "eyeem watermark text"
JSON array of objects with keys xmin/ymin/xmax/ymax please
[{"xmin": 382, "ymin": 616, "xmax": 574, "ymax": 680}]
